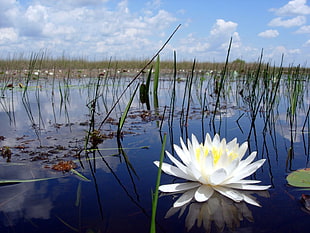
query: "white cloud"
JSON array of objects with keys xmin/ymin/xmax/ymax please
[
  {"xmin": 210, "ymin": 19, "xmax": 238, "ymax": 36},
  {"xmin": 268, "ymin": 16, "xmax": 306, "ymax": 27},
  {"xmin": 178, "ymin": 33, "xmax": 210, "ymax": 54},
  {"xmin": 0, "ymin": 0, "xmax": 19, "ymax": 27},
  {"xmin": 270, "ymin": 0, "xmax": 310, "ymax": 16},
  {"xmin": 0, "ymin": 0, "xmax": 177, "ymax": 58},
  {"xmin": 209, "ymin": 19, "xmax": 241, "ymax": 52},
  {"xmin": 265, "ymin": 46, "xmax": 301, "ymax": 61},
  {"xmin": 295, "ymin": 25, "xmax": 310, "ymax": 33},
  {"xmin": 303, "ymin": 39, "xmax": 310, "ymax": 46},
  {"xmin": 174, "ymin": 19, "xmax": 245, "ymax": 62},
  {"xmin": 258, "ymin": 29, "xmax": 279, "ymax": 38},
  {"xmin": 0, "ymin": 27, "xmax": 18, "ymax": 44}
]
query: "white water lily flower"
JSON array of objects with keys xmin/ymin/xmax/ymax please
[{"xmin": 154, "ymin": 133, "xmax": 271, "ymax": 208}]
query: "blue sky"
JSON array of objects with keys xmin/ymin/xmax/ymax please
[{"xmin": 1, "ymin": 0, "xmax": 310, "ymax": 65}]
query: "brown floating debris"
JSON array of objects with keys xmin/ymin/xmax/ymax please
[{"xmin": 52, "ymin": 160, "xmax": 77, "ymax": 172}]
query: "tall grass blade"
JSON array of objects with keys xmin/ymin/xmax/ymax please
[
  {"xmin": 212, "ymin": 37, "xmax": 232, "ymax": 129},
  {"xmin": 70, "ymin": 169, "xmax": 91, "ymax": 182},
  {"xmin": 153, "ymin": 55, "xmax": 160, "ymax": 109},
  {"xmin": 185, "ymin": 59, "xmax": 196, "ymax": 127},
  {"xmin": 150, "ymin": 133, "xmax": 167, "ymax": 233},
  {"xmin": 168, "ymin": 51, "xmax": 177, "ymax": 128},
  {"xmin": 117, "ymin": 83, "xmax": 139, "ymax": 137},
  {"xmin": 0, "ymin": 176, "xmax": 65, "ymax": 184}
]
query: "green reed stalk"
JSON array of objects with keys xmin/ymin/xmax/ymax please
[
  {"xmin": 139, "ymin": 66, "xmax": 152, "ymax": 109},
  {"xmin": 146, "ymin": 66, "xmax": 152, "ymax": 93},
  {"xmin": 263, "ymin": 56, "xmax": 283, "ymax": 132},
  {"xmin": 168, "ymin": 51, "xmax": 177, "ymax": 128},
  {"xmin": 117, "ymin": 84, "xmax": 140, "ymax": 137},
  {"xmin": 153, "ymin": 55, "xmax": 160, "ymax": 109},
  {"xmin": 179, "ymin": 72, "xmax": 189, "ymax": 130},
  {"xmin": 302, "ymin": 105, "xmax": 310, "ymax": 132},
  {"xmin": 212, "ymin": 37, "xmax": 232, "ymax": 129},
  {"xmin": 150, "ymin": 133, "xmax": 167, "ymax": 233},
  {"xmin": 185, "ymin": 59, "xmax": 196, "ymax": 126},
  {"xmin": 246, "ymin": 50, "xmax": 266, "ymax": 139}
]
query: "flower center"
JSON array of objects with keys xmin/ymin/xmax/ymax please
[{"xmin": 195, "ymin": 143, "xmax": 239, "ymax": 165}]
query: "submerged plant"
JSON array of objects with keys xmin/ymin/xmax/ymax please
[{"xmin": 154, "ymin": 133, "xmax": 270, "ymax": 207}]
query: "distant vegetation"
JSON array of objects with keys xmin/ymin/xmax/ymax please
[{"xmin": 0, "ymin": 55, "xmax": 308, "ymax": 77}]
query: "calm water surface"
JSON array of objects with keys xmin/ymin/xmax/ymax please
[{"xmin": 0, "ymin": 73, "xmax": 309, "ymax": 233}]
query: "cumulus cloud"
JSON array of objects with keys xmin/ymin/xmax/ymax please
[
  {"xmin": 210, "ymin": 19, "xmax": 238, "ymax": 36},
  {"xmin": 270, "ymin": 0, "xmax": 310, "ymax": 16},
  {"xmin": 0, "ymin": 27, "xmax": 18, "ymax": 44},
  {"xmin": 268, "ymin": 15, "xmax": 306, "ymax": 27},
  {"xmin": 175, "ymin": 19, "xmax": 245, "ymax": 61},
  {"xmin": 258, "ymin": 29, "xmax": 279, "ymax": 38},
  {"xmin": 0, "ymin": 0, "xmax": 177, "ymax": 58},
  {"xmin": 295, "ymin": 25, "xmax": 310, "ymax": 33}
]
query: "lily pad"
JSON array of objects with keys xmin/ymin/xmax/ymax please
[{"xmin": 287, "ymin": 168, "xmax": 310, "ymax": 187}]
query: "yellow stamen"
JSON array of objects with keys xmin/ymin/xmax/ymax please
[
  {"xmin": 212, "ymin": 147, "xmax": 222, "ymax": 164},
  {"xmin": 195, "ymin": 147, "xmax": 201, "ymax": 162}
]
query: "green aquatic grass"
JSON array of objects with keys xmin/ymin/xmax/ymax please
[
  {"xmin": 150, "ymin": 133, "xmax": 166, "ymax": 233},
  {"xmin": 0, "ymin": 168, "xmax": 90, "ymax": 184},
  {"xmin": 153, "ymin": 55, "xmax": 160, "ymax": 109},
  {"xmin": 212, "ymin": 37, "xmax": 232, "ymax": 131},
  {"xmin": 0, "ymin": 177, "xmax": 64, "ymax": 184},
  {"xmin": 117, "ymin": 83, "xmax": 139, "ymax": 137}
]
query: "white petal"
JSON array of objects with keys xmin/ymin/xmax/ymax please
[
  {"xmin": 154, "ymin": 161, "xmax": 195, "ymax": 181},
  {"xmin": 191, "ymin": 134, "xmax": 200, "ymax": 148},
  {"xmin": 229, "ymin": 180, "xmax": 261, "ymax": 184},
  {"xmin": 187, "ymin": 163, "xmax": 204, "ymax": 182},
  {"xmin": 226, "ymin": 183, "xmax": 271, "ymax": 190},
  {"xmin": 242, "ymin": 193, "xmax": 261, "ymax": 207},
  {"xmin": 203, "ymin": 152, "xmax": 214, "ymax": 173},
  {"xmin": 231, "ymin": 159, "xmax": 266, "ymax": 182},
  {"xmin": 224, "ymin": 158, "xmax": 239, "ymax": 175},
  {"xmin": 215, "ymin": 150, "xmax": 229, "ymax": 168},
  {"xmin": 204, "ymin": 133, "xmax": 212, "ymax": 146},
  {"xmin": 227, "ymin": 137, "xmax": 237, "ymax": 149},
  {"xmin": 159, "ymin": 182, "xmax": 201, "ymax": 193},
  {"xmin": 180, "ymin": 137, "xmax": 188, "ymax": 153},
  {"xmin": 173, "ymin": 188, "xmax": 196, "ymax": 207},
  {"xmin": 210, "ymin": 168, "xmax": 227, "ymax": 185},
  {"xmin": 174, "ymin": 145, "xmax": 190, "ymax": 165},
  {"xmin": 238, "ymin": 151, "xmax": 257, "ymax": 168},
  {"xmin": 194, "ymin": 185, "xmax": 214, "ymax": 202},
  {"xmin": 238, "ymin": 142, "xmax": 248, "ymax": 160},
  {"xmin": 213, "ymin": 134, "xmax": 220, "ymax": 144},
  {"xmin": 165, "ymin": 151, "xmax": 188, "ymax": 175},
  {"xmin": 213, "ymin": 186, "xmax": 243, "ymax": 202}
]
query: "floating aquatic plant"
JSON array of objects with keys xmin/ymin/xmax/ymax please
[{"xmin": 154, "ymin": 133, "xmax": 271, "ymax": 207}]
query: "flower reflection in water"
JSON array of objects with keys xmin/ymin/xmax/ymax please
[{"xmin": 164, "ymin": 191, "xmax": 270, "ymax": 232}]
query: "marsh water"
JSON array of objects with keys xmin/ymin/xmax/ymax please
[{"xmin": 0, "ymin": 70, "xmax": 309, "ymax": 233}]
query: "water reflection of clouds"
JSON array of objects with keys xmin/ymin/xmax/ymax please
[
  {"xmin": 0, "ymin": 165, "xmax": 62, "ymax": 227},
  {"xmin": 0, "ymin": 150, "xmax": 123, "ymax": 230},
  {"xmin": 275, "ymin": 112, "xmax": 307, "ymax": 143}
]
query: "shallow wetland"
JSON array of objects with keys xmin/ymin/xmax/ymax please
[{"xmin": 0, "ymin": 59, "xmax": 309, "ymax": 232}]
